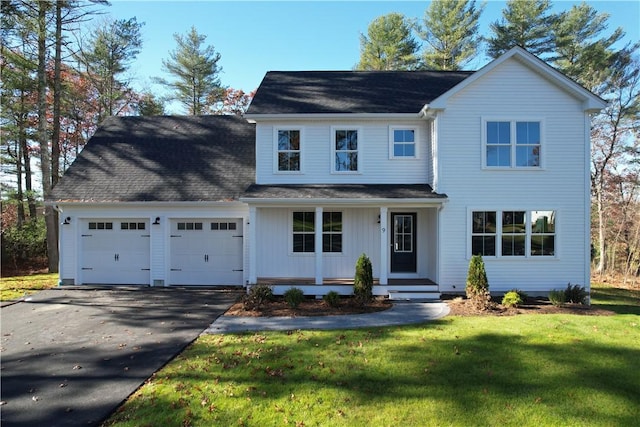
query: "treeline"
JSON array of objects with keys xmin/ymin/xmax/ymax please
[
  {"xmin": 355, "ymin": 0, "xmax": 639, "ymax": 280},
  {"xmin": 0, "ymin": 1, "xmax": 253, "ymax": 273}
]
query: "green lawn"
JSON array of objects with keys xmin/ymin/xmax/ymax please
[
  {"xmin": 0, "ymin": 273, "xmax": 58, "ymax": 301},
  {"xmin": 105, "ymin": 285, "xmax": 640, "ymax": 427}
]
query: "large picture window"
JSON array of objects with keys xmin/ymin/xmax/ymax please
[
  {"xmin": 333, "ymin": 129, "xmax": 359, "ymax": 172},
  {"xmin": 277, "ymin": 129, "xmax": 301, "ymax": 172},
  {"xmin": 470, "ymin": 210, "xmax": 555, "ymax": 257},
  {"xmin": 485, "ymin": 120, "xmax": 541, "ymax": 168}
]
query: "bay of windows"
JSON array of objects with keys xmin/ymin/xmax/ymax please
[{"xmin": 471, "ymin": 210, "xmax": 555, "ymax": 257}]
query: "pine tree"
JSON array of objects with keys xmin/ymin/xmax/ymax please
[
  {"xmin": 420, "ymin": 0, "xmax": 484, "ymax": 70},
  {"xmin": 487, "ymin": 0, "xmax": 556, "ymax": 59},
  {"xmin": 157, "ymin": 26, "xmax": 224, "ymax": 115},
  {"xmin": 356, "ymin": 13, "xmax": 419, "ymax": 71}
]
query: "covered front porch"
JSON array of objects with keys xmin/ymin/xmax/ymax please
[{"xmin": 241, "ymin": 184, "xmax": 447, "ymax": 300}]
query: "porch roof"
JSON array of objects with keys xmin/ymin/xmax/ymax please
[{"xmin": 241, "ymin": 184, "xmax": 447, "ymax": 204}]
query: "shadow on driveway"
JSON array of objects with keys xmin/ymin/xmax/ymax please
[{"xmin": 0, "ymin": 287, "xmax": 239, "ymax": 427}]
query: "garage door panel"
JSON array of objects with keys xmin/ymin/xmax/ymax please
[
  {"xmin": 81, "ymin": 219, "xmax": 150, "ymax": 285},
  {"xmin": 170, "ymin": 218, "xmax": 243, "ymax": 285}
]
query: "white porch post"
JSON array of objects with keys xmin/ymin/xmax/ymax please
[
  {"xmin": 248, "ymin": 206, "xmax": 257, "ymax": 284},
  {"xmin": 315, "ymin": 207, "xmax": 323, "ymax": 285},
  {"xmin": 379, "ymin": 206, "xmax": 388, "ymax": 285}
]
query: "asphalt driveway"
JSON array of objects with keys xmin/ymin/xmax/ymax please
[{"xmin": 0, "ymin": 287, "xmax": 239, "ymax": 427}]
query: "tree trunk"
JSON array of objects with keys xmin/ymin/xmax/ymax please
[
  {"xmin": 595, "ymin": 186, "xmax": 606, "ymax": 274},
  {"xmin": 52, "ymin": 0, "xmax": 62, "ymax": 186},
  {"xmin": 37, "ymin": 2, "xmax": 59, "ymax": 273}
]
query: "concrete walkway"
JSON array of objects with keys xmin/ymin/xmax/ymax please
[{"xmin": 205, "ymin": 301, "xmax": 450, "ymax": 334}]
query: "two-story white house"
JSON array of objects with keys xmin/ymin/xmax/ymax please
[{"xmin": 49, "ymin": 47, "xmax": 606, "ymax": 299}]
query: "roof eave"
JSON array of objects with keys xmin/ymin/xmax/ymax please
[
  {"xmin": 244, "ymin": 112, "xmax": 421, "ymax": 121},
  {"xmin": 239, "ymin": 197, "xmax": 448, "ymax": 206}
]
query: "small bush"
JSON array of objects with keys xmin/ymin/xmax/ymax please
[
  {"xmin": 284, "ymin": 287, "xmax": 305, "ymax": 308},
  {"xmin": 323, "ymin": 291, "xmax": 341, "ymax": 308},
  {"xmin": 353, "ymin": 253, "xmax": 373, "ymax": 305},
  {"xmin": 564, "ymin": 283, "xmax": 588, "ymax": 304},
  {"xmin": 466, "ymin": 255, "xmax": 491, "ymax": 310},
  {"xmin": 243, "ymin": 284, "xmax": 274, "ymax": 311},
  {"xmin": 548, "ymin": 289, "xmax": 566, "ymax": 306},
  {"xmin": 501, "ymin": 291, "xmax": 523, "ymax": 308}
]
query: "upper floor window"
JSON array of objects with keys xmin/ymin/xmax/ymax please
[
  {"xmin": 390, "ymin": 127, "xmax": 417, "ymax": 158},
  {"xmin": 276, "ymin": 129, "xmax": 301, "ymax": 172},
  {"xmin": 333, "ymin": 128, "xmax": 359, "ymax": 172},
  {"xmin": 485, "ymin": 120, "xmax": 541, "ymax": 168}
]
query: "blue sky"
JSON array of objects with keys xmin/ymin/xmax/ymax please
[{"xmin": 103, "ymin": 0, "xmax": 640, "ymax": 113}]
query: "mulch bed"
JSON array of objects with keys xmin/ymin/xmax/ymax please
[{"xmin": 225, "ymin": 295, "xmax": 615, "ymax": 318}]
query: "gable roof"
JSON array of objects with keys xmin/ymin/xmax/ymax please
[
  {"xmin": 246, "ymin": 70, "xmax": 472, "ymax": 115},
  {"xmin": 49, "ymin": 115, "xmax": 255, "ymax": 203},
  {"xmin": 427, "ymin": 46, "xmax": 607, "ymax": 113}
]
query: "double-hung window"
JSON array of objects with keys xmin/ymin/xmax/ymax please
[
  {"xmin": 292, "ymin": 211, "xmax": 343, "ymax": 253},
  {"xmin": 390, "ymin": 127, "xmax": 417, "ymax": 158},
  {"xmin": 276, "ymin": 129, "xmax": 301, "ymax": 172},
  {"xmin": 333, "ymin": 128, "xmax": 359, "ymax": 172},
  {"xmin": 470, "ymin": 210, "xmax": 556, "ymax": 257},
  {"xmin": 485, "ymin": 120, "xmax": 541, "ymax": 168}
]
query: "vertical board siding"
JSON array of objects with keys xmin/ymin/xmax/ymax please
[
  {"xmin": 255, "ymin": 120, "xmax": 430, "ymax": 184},
  {"xmin": 437, "ymin": 58, "xmax": 589, "ymax": 292}
]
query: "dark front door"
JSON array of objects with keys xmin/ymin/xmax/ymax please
[{"xmin": 391, "ymin": 213, "xmax": 417, "ymax": 273}]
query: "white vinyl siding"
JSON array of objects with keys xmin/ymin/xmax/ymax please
[
  {"xmin": 255, "ymin": 120, "xmax": 430, "ymax": 184},
  {"xmin": 436, "ymin": 56, "xmax": 590, "ymax": 293}
]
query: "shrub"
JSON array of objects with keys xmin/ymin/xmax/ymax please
[
  {"xmin": 501, "ymin": 291, "xmax": 523, "ymax": 308},
  {"xmin": 242, "ymin": 284, "xmax": 274, "ymax": 311},
  {"xmin": 564, "ymin": 283, "xmax": 588, "ymax": 304},
  {"xmin": 323, "ymin": 291, "xmax": 341, "ymax": 308},
  {"xmin": 353, "ymin": 253, "xmax": 373, "ymax": 305},
  {"xmin": 548, "ymin": 289, "xmax": 566, "ymax": 306},
  {"xmin": 1, "ymin": 218, "xmax": 47, "ymax": 269},
  {"xmin": 466, "ymin": 255, "xmax": 491, "ymax": 310},
  {"xmin": 284, "ymin": 287, "xmax": 305, "ymax": 308}
]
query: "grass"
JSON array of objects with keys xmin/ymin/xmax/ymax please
[
  {"xmin": 0, "ymin": 273, "xmax": 58, "ymax": 301},
  {"xmin": 105, "ymin": 284, "xmax": 640, "ymax": 427}
]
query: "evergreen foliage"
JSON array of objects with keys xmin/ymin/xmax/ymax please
[
  {"xmin": 157, "ymin": 26, "xmax": 224, "ymax": 115},
  {"xmin": 284, "ymin": 287, "xmax": 305, "ymax": 308},
  {"xmin": 353, "ymin": 253, "xmax": 374, "ymax": 304},
  {"xmin": 466, "ymin": 255, "xmax": 491, "ymax": 310},
  {"xmin": 356, "ymin": 13, "xmax": 420, "ymax": 70},
  {"xmin": 420, "ymin": 0, "xmax": 484, "ymax": 70},
  {"xmin": 486, "ymin": 0, "xmax": 557, "ymax": 59}
]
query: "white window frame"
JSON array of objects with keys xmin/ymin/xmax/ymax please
[
  {"xmin": 389, "ymin": 126, "xmax": 419, "ymax": 159},
  {"xmin": 468, "ymin": 208, "xmax": 557, "ymax": 259},
  {"xmin": 481, "ymin": 118, "xmax": 544, "ymax": 169},
  {"xmin": 273, "ymin": 127, "xmax": 304, "ymax": 174},
  {"xmin": 331, "ymin": 126, "xmax": 361, "ymax": 174},
  {"xmin": 322, "ymin": 211, "xmax": 343, "ymax": 254},
  {"xmin": 290, "ymin": 211, "xmax": 316, "ymax": 255}
]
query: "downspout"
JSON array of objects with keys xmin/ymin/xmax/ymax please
[{"xmin": 52, "ymin": 204, "xmax": 63, "ymax": 286}]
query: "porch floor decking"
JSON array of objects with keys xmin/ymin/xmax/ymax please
[{"xmin": 257, "ymin": 277, "xmax": 437, "ymax": 286}]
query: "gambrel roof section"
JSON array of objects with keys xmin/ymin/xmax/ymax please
[
  {"xmin": 245, "ymin": 70, "xmax": 472, "ymax": 116},
  {"xmin": 425, "ymin": 46, "xmax": 607, "ymax": 114},
  {"xmin": 49, "ymin": 115, "xmax": 255, "ymax": 203}
]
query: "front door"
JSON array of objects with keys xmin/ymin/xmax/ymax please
[{"xmin": 391, "ymin": 213, "xmax": 417, "ymax": 273}]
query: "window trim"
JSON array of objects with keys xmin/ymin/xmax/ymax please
[
  {"xmin": 331, "ymin": 126, "xmax": 362, "ymax": 174},
  {"xmin": 389, "ymin": 126, "xmax": 419, "ymax": 159},
  {"xmin": 273, "ymin": 127, "xmax": 304, "ymax": 174},
  {"xmin": 291, "ymin": 211, "xmax": 315, "ymax": 255},
  {"xmin": 468, "ymin": 208, "xmax": 557, "ymax": 259},
  {"xmin": 481, "ymin": 118, "xmax": 544, "ymax": 170},
  {"xmin": 322, "ymin": 211, "xmax": 343, "ymax": 254}
]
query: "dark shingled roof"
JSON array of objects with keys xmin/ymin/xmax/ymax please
[
  {"xmin": 241, "ymin": 184, "xmax": 446, "ymax": 200},
  {"xmin": 246, "ymin": 71, "xmax": 473, "ymax": 114},
  {"xmin": 49, "ymin": 115, "xmax": 255, "ymax": 203}
]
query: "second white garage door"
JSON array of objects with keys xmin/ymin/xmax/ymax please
[{"xmin": 169, "ymin": 218, "xmax": 243, "ymax": 285}]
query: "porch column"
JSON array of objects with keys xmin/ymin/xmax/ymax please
[
  {"xmin": 248, "ymin": 206, "xmax": 257, "ymax": 284},
  {"xmin": 315, "ymin": 207, "xmax": 323, "ymax": 284},
  {"xmin": 379, "ymin": 207, "xmax": 388, "ymax": 285}
]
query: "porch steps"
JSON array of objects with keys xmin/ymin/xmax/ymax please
[{"xmin": 386, "ymin": 284, "xmax": 441, "ymax": 301}]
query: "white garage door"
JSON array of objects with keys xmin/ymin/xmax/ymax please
[
  {"xmin": 170, "ymin": 218, "xmax": 243, "ymax": 285},
  {"xmin": 80, "ymin": 219, "xmax": 150, "ymax": 285}
]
